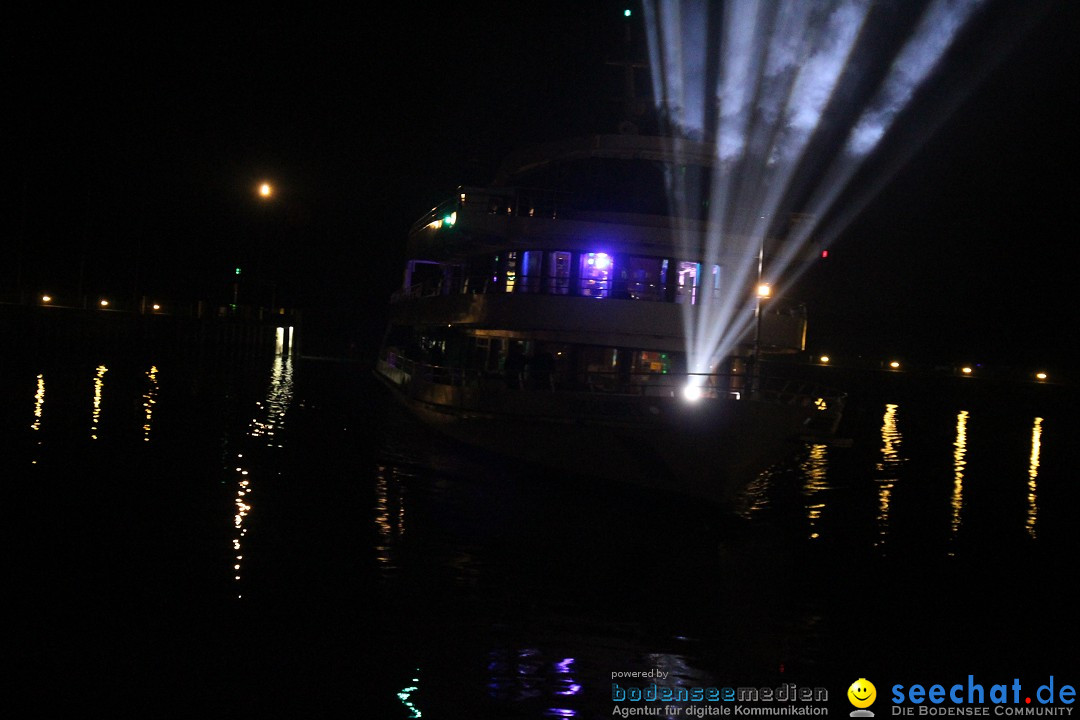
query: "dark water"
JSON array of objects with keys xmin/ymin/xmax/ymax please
[{"xmin": 7, "ymin": 352, "xmax": 1076, "ymax": 717}]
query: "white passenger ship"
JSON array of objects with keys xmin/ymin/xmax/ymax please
[{"xmin": 375, "ymin": 133, "xmax": 843, "ymax": 506}]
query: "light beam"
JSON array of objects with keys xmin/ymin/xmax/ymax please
[{"xmin": 639, "ymin": 0, "xmax": 1030, "ymax": 379}]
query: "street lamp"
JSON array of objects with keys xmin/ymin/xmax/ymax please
[
  {"xmin": 752, "ymin": 281, "xmax": 771, "ymax": 394},
  {"xmin": 258, "ymin": 182, "xmax": 273, "ymax": 199}
]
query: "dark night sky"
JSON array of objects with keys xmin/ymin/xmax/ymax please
[{"xmin": 10, "ymin": 1, "xmax": 1079, "ymax": 367}]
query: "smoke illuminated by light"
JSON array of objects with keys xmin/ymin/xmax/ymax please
[{"xmin": 640, "ymin": 0, "xmax": 1010, "ymax": 374}]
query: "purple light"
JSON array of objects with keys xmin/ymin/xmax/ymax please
[{"xmin": 592, "ymin": 252, "xmax": 612, "ymax": 270}]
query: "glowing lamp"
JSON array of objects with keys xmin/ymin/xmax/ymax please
[
  {"xmin": 757, "ymin": 283, "xmax": 771, "ymax": 298},
  {"xmin": 819, "ymin": 355, "xmax": 830, "ymax": 364},
  {"xmin": 1035, "ymin": 372, "xmax": 1047, "ymax": 381},
  {"xmin": 258, "ymin": 182, "xmax": 273, "ymax": 198},
  {"xmin": 99, "ymin": 299, "xmax": 110, "ymax": 307},
  {"xmin": 41, "ymin": 295, "xmax": 52, "ymax": 303},
  {"xmin": 152, "ymin": 303, "xmax": 161, "ymax": 311},
  {"xmin": 961, "ymin": 366, "xmax": 973, "ymax": 375},
  {"xmin": 588, "ymin": 252, "xmax": 612, "ymax": 270},
  {"xmin": 889, "ymin": 361, "xmax": 900, "ymax": 369},
  {"xmin": 682, "ymin": 384, "xmax": 703, "ymax": 402}
]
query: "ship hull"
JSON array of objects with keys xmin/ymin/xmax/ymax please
[{"xmin": 375, "ymin": 360, "xmax": 816, "ymax": 507}]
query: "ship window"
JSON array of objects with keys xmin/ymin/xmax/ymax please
[
  {"xmin": 675, "ymin": 261, "xmax": 700, "ymax": 304},
  {"xmin": 545, "ymin": 251, "xmax": 572, "ymax": 295},
  {"xmin": 708, "ymin": 264, "xmax": 721, "ymax": 301},
  {"xmin": 520, "ymin": 251, "xmax": 541, "ymax": 293},
  {"xmin": 634, "ymin": 351, "xmax": 672, "ymax": 375},
  {"xmin": 624, "ymin": 256, "xmax": 666, "ymax": 301},
  {"xmin": 579, "ymin": 346, "xmax": 620, "ymax": 391},
  {"xmin": 580, "ymin": 252, "xmax": 612, "ymax": 298},
  {"xmin": 504, "ymin": 251, "xmax": 518, "ymax": 293}
]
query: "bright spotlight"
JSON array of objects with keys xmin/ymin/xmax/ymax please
[
  {"xmin": 819, "ymin": 355, "xmax": 830, "ymax": 364},
  {"xmin": 41, "ymin": 295, "xmax": 52, "ymax": 303},
  {"xmin": 1035, "ymin": 372, "xmax": 1048, "ymax": 381},
  {"xmin": 756, "ymin": 283, "xmax": 771, "ymax": 298},
  {"xmin": 961, "ymin": 366, "xmax": 973, "ymax": 375},
  {"xmin": 889, "ymin": 360, "xmax": 900, "ymax": 369},
  {"xmin": 588, "ymin": 252, "xmax": 612, "ymax": 271},
  {"xmin": 152, "ymin": 303, "xmax": 161, "ymax": 311},
  {"xmin": 99, "ymin": 299, "xmax": 109, "ymax": 307},
  {"xmin": 683, "ymin": 383, "xmax": 703, "ymax": 402},
  {"xmin": 258, "ymin": 182, "xmax": 273, "ymax": 198}
]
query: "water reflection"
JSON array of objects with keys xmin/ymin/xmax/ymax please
[
  {"xmin": 248, "ymin": 355, "xmax": 294, "ymax": 447},
  {"xmin": 875, "ymin": 403, "xmax": 904, "ymax": 548},
  {"xmin": 800, "ymin": 443, "xmax": 828, "ymax": 540},
  {"xmin": 32, "ymin": 374, "xmax": 45, "ymax": 431},
  {"xmin": 486, "ymin": 647, "xmax": 582, "ymax": 715},
  {"xmin": 230, "ymin": 355, "xmax": 295, "ymax": 598},
  {"xmin": 30, "ymin": 373, "xmax": 46, "ymax": 465},
  {"xmin": 1027, "ymin": 417, "xmax": 1043, "ymax": 539},
  {"xmin": 374, "ymin": 464, "xmax": 406, "ymax": 578},
  {"xmin": 950, "ymin": 410, "xmax": 970, "ymax": 550},
  {"xmin": 397, "ymin": 669, "xmax": 422, "ymax": 718},
  {"xmin": 142, "ymin": 365, "xmax": 159, "ymax": 442},
  {"xmin": 90, "ymin": 364, "xmax": 108, "ymax": 440}
]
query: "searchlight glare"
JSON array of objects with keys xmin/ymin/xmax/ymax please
[
  {"xmin": 683, "ymin": 383, "xmax": 703, "ymax": 402},
  {"xmin": 641, "ymin": 0, "xmax": 1001, "ymax": 381}
]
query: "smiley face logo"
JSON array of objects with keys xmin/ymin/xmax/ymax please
[{"xmin": 848, "ymin": 678, "xmax": 877, "ymax": 709}]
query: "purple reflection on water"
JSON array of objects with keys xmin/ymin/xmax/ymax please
[{"xmin": 545, "ymin": 709, "xmax": 577, "ymax": 718}]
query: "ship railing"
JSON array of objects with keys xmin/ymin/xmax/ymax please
[
  {"xmin": 378, "ymin": 352, "xmax": 472, "ymax": 387},
  {"xmin": 410, "ymin": 186, "xmax": 574, "ymax": 237},
  {"xmin": 381, "ymin": 352, "xmax": 840, "ymax": 405}
]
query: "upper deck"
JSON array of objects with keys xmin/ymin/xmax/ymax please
[{"xmin": 407, "ymin": 134, "xmax": 812, "ymax": 265}]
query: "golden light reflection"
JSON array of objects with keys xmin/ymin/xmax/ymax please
[
  {"xmin": 1026, "ymin": 417, "xmax": 1043, "ymax": 539},
  {"xmin": 32, "ymin": 374, "xmax": 45, "ymax": 431},
  {"xmin": 248, "ymin": 356, "xmax": 294, "ymax": 447},
  {"xmin": 90, "ymin": 365, "xmax": 108, "ymax": 439},
  {"xmin": 374, "ymin": 465, "xmax": 407, "ymax": 577},
  {"xmin": 875, "ymin": 403, "xmax": 903, "ymax": 548},
  {"xmin": 950, "ymin": 410, "xmax": 969, "ymax": 548},
  {"xmin": 231, "ymin": 356, "xmax": 294, "ymax": 598},
  {"xmin": 737, "ymin": 467, "xmax": 775, "ymax": 519},
  {"xmin": 142, "ymin": 365, "xmax": 159, "ymax": 442},
  {"xmin": 801, "ymin": 443, "xmax": 829, "ymax": 540},
  {"xmin": 31, "ymin": 373, "xmax": 46, "ymax": 465}
]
